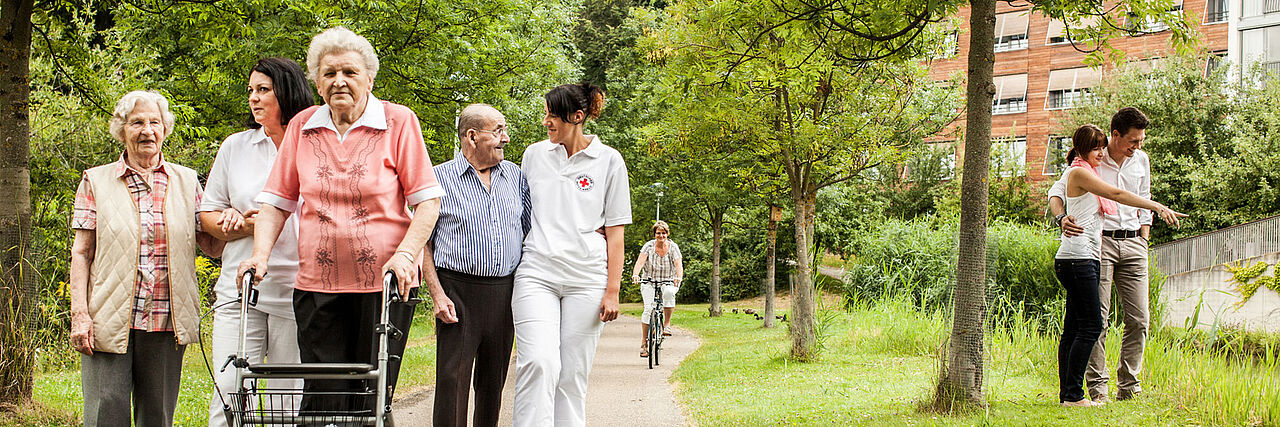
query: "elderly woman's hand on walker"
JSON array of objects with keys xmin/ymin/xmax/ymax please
[{"xmin": 382, "ymin": 198, "xmax": 441, "ymax": 302}]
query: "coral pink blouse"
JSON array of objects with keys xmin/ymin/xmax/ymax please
[{"xmin": 258, "ymin": 95, "xmax": 443, "ymax": 293}]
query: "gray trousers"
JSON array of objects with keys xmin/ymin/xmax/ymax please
[
  {"xmin": 1086, "ymin": 235, "xmax": 1150, "ymax": 398},
  {"xmin": 81, "ymin": 329, "xmax": 186, "ymax": 427}
]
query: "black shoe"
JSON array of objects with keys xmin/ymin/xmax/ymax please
[{"xmin": 1116, "ymin": 389, "xmax": 1141, "ymax": 401}]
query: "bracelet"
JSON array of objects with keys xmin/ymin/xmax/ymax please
[
  {"xmin": 1054, "ymin": 213, "xmax": 1067, "ymax": 226},
  {"xmin": 395, "ymin": 251, "xmax": 416, "ymax": 263}
]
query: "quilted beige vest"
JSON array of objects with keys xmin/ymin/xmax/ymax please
[{"xmin": 83, "ymin": 161, "xmax": 200, "ymax": 354}]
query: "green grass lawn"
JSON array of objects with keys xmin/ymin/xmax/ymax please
[
  {"xmin": 656, "ymin": 298, "xmax": 1279, "ymax": 426},
  {"xmin": 13, "ymin": 307, "xmax": 438, "ymax": 427}
]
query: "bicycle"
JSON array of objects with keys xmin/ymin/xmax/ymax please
[{"xmin": 642, "ymin": 278, "xmax": 674, "ymax": 370}]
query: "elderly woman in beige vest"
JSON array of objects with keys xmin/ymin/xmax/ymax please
[{"xmin": 68, "ymin": 90, "xmax": 224, "ymax": 427}]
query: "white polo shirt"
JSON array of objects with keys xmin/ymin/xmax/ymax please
[
  {"xmin": 199, "ymin": 127, "xmax": 301, "ymax": 319},
  {"xmin": 517, "ymin": 136, "xmax": 632, "ymax": 285}
]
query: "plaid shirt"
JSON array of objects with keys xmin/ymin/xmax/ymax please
[{"xmin": 71, "ymin": 154, "xmax": 202, "ymax": 332}]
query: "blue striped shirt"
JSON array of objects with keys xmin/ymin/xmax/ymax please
[{"xmin": 430, "ymin": 157, "xmax": 531, "ymax": 277}]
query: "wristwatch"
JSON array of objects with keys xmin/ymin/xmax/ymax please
[
  {"xmin": 395, "ymin": 251, "xmax": 416, "ymax": 263},
  {"xmin": 1054, "ymin": 213, "xmax": 1068, "ymax": 226}
]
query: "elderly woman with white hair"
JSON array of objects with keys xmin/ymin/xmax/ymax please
[
  {"xmin": 238, "ymin": 26, "xmax": 443, "ymax": 416},
  {"xmin": 69, "ymin": 90, "xmax": 224, "ymax": 426}
]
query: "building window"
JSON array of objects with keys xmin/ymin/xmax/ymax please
[
  {"xmin": 1206, "ymin": 51, "xmax": 1228, "ymax": 76},
  {"xmin": 995, "ymin": 11, "xmax": 1030, "ymax": 52},
  {"xmin": 1046, "ymin": 67, "xmax": 1101, "ymax": 110},
  {"xmin": 1244, "ymin": 0, "xmax": 1280, "ymax": 16},
  {"xmin": 1242, "ymin": 25, "xmax": 1280, "ymax": 74},
  {"xmin": 1046, "ymin": 19, "xmax": 1069, "ymax": 45},
  {"xmin": 1044, "ymin": 136, "xmax": 1072, "ymax": 175},
  {"xmin": 1129, "ymin": 1, "xmax": 1184, "ymax": 34},
  {"xmin": 991, "ymin": 74, "xmax": 1028, "ymax": 114},
  {"xmin": 992, "ymin": 136, "xmax": 1028, "ymax": 176},
  {"xmin": 1206, "ymin": 0, "xmax": 1229, "ymax": 23},
  {"xmin": 933, "ymin": 31, "xmax": 960, "ymax": 59}
]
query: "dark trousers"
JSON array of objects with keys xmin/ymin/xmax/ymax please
[
  {"xmin": 293, "ymin": 287, "xmax": 418, "ymax": 420},
  {"xmin": 1055, "ymin": 259, "xmax": 1104, "ymax": 403},
  {"xmin": 81, "ymin": 330, "xmax": 185, "ymax": 427},
  {"xmin": 433, "ymin": 268, "xmax": 515, "ymax": 427}
]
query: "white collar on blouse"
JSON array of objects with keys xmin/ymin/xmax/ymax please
[{"xmin": 302, "ymin": 92, "xmax": 387, "ymax": 141}]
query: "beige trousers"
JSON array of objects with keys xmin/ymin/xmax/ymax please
[{"xmin": 1086, "ymin": 235, "xmax": 1149, "ymax": 398}]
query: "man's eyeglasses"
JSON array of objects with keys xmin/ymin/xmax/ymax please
[{"xmin": 472, "ymin": 127, "xmax": 509, "ymax": 138}]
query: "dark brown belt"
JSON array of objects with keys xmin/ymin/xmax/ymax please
[{"xmin": 1101, "ymin": 229, "xmax": 1139, "ymax": 239}]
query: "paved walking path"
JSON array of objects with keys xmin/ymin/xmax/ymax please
[{"xmin": 394, "ymin": 314, "xmax": 700, "ymax": 426}]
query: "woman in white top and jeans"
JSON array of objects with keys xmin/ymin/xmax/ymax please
[
  {"xmin": 1052, "ymin": 124, "xmax": 1183, "ymax": 407},
  {"xmin": 512, "ymin": 83, "xmax": 631, "ymax": 427},
  {"xmin": 630, "ymin": 220, "xmax": 682, "ymax": 357}
]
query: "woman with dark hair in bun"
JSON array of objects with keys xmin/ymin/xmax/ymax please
[{"xmin": 511, "ymin": 83, "xmax": 631, "ymax": 426}]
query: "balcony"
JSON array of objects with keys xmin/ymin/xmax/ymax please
[{"xmin": 1264, "ymin": 61, "xmax": 1280, "ymax": 74}]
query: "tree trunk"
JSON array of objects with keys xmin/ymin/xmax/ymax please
[
  {"xmin": 935, "ymin": 0, "xmax": 995, "ymax": 409},
  {"xmin": 708, "ymin": 209, "xmax": 723, "ymax": 317},
  {"xmin": 0, "ymin": 0, "xmax": 36, "ymax": 406},
  {"xmin": 763, "ymin": 207, "xmax": 778, "ymax": 328},
  {"xmin": 789, "ymin": 190, "xmax": 817, "ymax": 360}
]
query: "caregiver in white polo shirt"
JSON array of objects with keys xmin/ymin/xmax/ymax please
[{"xmin": 512, "ymin": 82, "xmax": 631, "ymax": 427}]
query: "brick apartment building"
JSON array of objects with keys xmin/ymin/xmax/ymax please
[{"xmin": 923, "ymin": 0, "xmax": 1268, "ymax": 182}]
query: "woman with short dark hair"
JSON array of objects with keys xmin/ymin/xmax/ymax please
[{"xmin": 198, "ymin": 57, "xmax": 313, "ymax": 427}]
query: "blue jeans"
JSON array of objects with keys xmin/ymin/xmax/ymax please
[{"xmin": 1055, "ymin": 259, "xmax": 1104, "ymax": 402}]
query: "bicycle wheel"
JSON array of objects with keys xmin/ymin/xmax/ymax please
[
  {"xmin": 648, "ymin": 311, "xmax": 659, "ymax": 369},
  {"xmin": 654, "ymin": 312, "xmax": 663, "ymax": 366}
]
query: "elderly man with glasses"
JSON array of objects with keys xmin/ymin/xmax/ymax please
[{"xmin": 422, "ymin": 103, "xmax": 531, "ymax": 427}]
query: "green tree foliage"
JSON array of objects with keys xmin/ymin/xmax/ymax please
[
  {"xmin": 637, "ymin": 0, "xmax": 958, "ymax": 360},
  {"xmin": 1064, "ymin": 56, "xmax": 1280, "ymax": 243}
]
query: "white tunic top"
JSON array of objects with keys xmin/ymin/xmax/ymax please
[
  {"xmin": 199, "ymin": 128, "xmax": 300, "ymax": 318},
  {"xmin": 1054, "ymin": 167, "xmax": 1105, "ymax": 261},
  {"xmin": 517, "ymin": 136, "xmax": 632, "ymax": 285}
]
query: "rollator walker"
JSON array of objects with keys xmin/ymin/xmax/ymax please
[{"xmin": 221, "ymin": 270, "xmax": 404, "ymax": 426}]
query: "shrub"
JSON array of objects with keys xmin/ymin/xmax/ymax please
[{"xmin": 839, "ymin": 216, "xmax": 1064, "ymax": 328}]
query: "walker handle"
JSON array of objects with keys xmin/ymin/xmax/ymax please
[
  {"xmin": 385, "ymin": 271, "xmax": 401, "ymax": 303},
  {"xmin": 241, "ymin": 269, "xmax": 259, "ymax": 307}
]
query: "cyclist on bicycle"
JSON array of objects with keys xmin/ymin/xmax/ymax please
[{"xmin": 630, "ymin": 220, "xmax": 683, "ymax": 357}]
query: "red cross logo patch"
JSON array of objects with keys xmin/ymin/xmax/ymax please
[{"xmin": 576, "ymin": 174, "xmax": 594, "ymax": 191}]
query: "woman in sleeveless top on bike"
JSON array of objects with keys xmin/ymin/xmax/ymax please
[
  {"xmin": 630, "ymin": 220, "xmax": 683, "ymax": 357},
  {"xmin": 1051, "ymin": 124, "xmax": 1184, "ymax": 408}
]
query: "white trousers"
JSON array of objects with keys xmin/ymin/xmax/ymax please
[
  {"xmin": 511, "ymin": 275, "xmax": 606, "ymax": 427},
  {"xmin": 207, "ymin": 303, "xmax": 301, "ymax": 427},
  {"xmin": 639, "ymin": 284, "xmax": 678, "ymax": 324}
]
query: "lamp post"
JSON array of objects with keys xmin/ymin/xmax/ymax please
[{"xmin": 652, "ymin": 182, "xmax": 665, "ymax": 221}]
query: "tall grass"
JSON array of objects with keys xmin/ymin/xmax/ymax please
[{"xmin": 672, "ymin": 298, "xmax": 1280, "ymax": 425}]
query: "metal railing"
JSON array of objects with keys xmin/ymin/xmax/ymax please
[
  {"xmin": 1263, "ymin": 61, "xmax": 1280, "ymax": 75},
  {"xmin": 1268, "ymin": 0, "xmax": 1280, "ymax": 14},
  {"xmin": 1152, "ymin": 214, "xmax": 1280, "ymax": 276}
]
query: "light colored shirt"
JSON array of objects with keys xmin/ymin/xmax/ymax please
[
  {"xmin": 1054, "ymin": 167, "xmax": 1104, "ymax": 260},
  {"xmin": 429, "ymin": 156, "xmax": 531, "ymax": 277},
  {"xmin": 72, "ymin": 154, "xmax": 203, "ymax": 332},
  {"xmin": 517, "ymin": 136, "xmax": 632, "ymax": 285},
  {"xmin": 199, "ymin": 128, "xmax": 300, "ymax": 318},
  {"xmin": 640, "ymin": 239, "xmax": 682, "ymax": 282},
  {"xmin": 257, "ymin": 97, "xmax": 445, "ymax": 293},
  {"xmin": 1048, "ymin": 149, "xmax": 1152, "ymax": 231}
]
